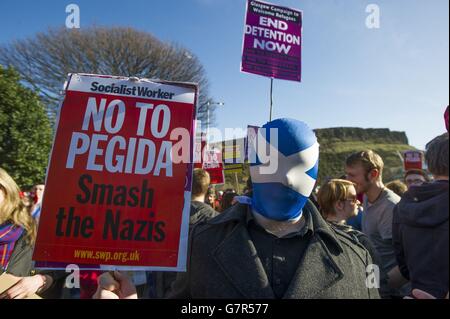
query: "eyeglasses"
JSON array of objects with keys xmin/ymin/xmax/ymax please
[
  {"xmin": 343, "ymin": 197, "xmax": 360, "ymax": 204},
  {"xmin": 405, "ymin": 179, "xmax": 425, "ymax": 186}
]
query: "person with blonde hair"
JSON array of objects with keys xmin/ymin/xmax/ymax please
[
  {"xmin": 0, "ymin": 168, "xmax": 36, "ymax": 276},
  {"xmin": 385, "ymin": 180, "xmax": 408, "ymax": 197},
  {"xmin": 345, "ymin": 150, "xmax": 406, "ymax": 298},
  {"xmin": 317, "ymin": 179, "xmax": 360, "ymax": 221},
  {"xmin": 0, "ymin": 168, "xmax": 55, "ymax": 299},
  {"xmin": 317, "ymin": 180, "xmax": 381, "ymax": 262},
  {"xmin": 191, "ymin": 169, "xmax": 218, "ymax": 224}
]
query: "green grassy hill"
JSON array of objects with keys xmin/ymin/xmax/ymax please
[
  {"xmin": 315, "ymin": 127, "xmax": 416, "ymax": 184},
  {"xmin": 217, "ymin": 127, "xmax": 417, "ymax": 192}
]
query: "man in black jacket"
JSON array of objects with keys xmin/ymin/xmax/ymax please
[
  {"xmin": 189, "ymin": 169, "xmax": 218, "ymax": 225},
  {"xmin": 393, "ymin": 132, "xmax": 449, "ymax": 298}
]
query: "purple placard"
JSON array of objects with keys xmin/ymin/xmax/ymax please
[{"xmin": 241, "ymin": 0, "xmax": 302, "ymax": 82}]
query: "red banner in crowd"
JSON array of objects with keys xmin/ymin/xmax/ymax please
[
  {"xmin": 403, "ymin": 150, "xmax": 423, "ymax": 171},
  {"xmin": 33, "ymin": 74, "xmax": 197, "ymax": 270},
  {"xmin": 194, "ymin": 133, "xmax": 225, "ymax": 185},
  {"xmin": 203, "ymin": 146, "xmax": 225, "ymax": 185}
]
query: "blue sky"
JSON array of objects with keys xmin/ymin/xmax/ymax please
[{"xmin": 1, "ymin": 0, "xmax": 448, "ymax": 149}]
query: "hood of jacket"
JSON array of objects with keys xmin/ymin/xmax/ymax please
[{"xmin": 396, "ymin": 180, "xmax": 449, "ymax": 227}]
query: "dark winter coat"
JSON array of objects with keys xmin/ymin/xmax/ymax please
[
  {"xmin": 168, "ymin": 200, "xmax": 380, "ymax": 299},
  {"xmin": 393, "ymin": 181, "xmax": 449, "ymax": 298},
  {"xmin": 189, "ymin": 201, "xmax": 219, "ymax": 225}
]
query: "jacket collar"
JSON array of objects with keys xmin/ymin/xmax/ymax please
[
  {"xmin": 208, "ymin": 200, "xmax": 344, "ymax": 253},
  {"xmin": 210, "ymin": 200, "xmax": 345, "ymax": 298}
]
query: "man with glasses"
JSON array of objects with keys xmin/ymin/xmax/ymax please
[{"xmin": 404, "ymin": 169, "xmax": 429, "ymax": 189}]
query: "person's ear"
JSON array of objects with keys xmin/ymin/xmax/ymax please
[
  {"xmin": 334, "ymin": 201, "xmax": 344, "ymax": 213},
  {"xmin": 369, "ymin": 169, "xmax": 379, "ymax": 181}
]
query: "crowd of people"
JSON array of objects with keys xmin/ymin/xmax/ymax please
[{"xmin": 0, "ymin": 115, "xmax": 448, "ymax": 300}]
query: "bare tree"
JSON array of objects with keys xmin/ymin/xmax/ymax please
[{"xmin": 0, "ymin": 26, "xmax": 214, "ymax": 126}]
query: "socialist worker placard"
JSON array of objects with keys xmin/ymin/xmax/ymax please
[{"xmin": 33, "ymin": 74, "xmax": 197, "ymax": 271}]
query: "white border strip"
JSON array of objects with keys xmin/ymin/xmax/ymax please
[{"xmin": 67, "ymin": 74, "xmax": 195, "ymax": 104}]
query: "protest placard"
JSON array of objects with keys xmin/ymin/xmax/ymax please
[
  {"xmin": 32, "ymin": 74, "xmax": 197, "ymax": 271},
  {"xmin": 224, "ymin": 163, "xmax": 244, "ymax": 174},
  {"xmin": 223, "ymin": 141, "xmax": 244, "ymax": 175},
  {"xmin": 223, "ymin": 142, "xmax": 245, "ymax": 163},
  {"xmin": 241, "ymin": 0, "xmax": 302, "ymax": 82},
  {"xmin": 403, "ymin": 150, "xmax": 424, "ymax": 171},
  {"xmin": 202, "ymin": 146, "xmax": 225, "ymax": 185},
  {"xmin": 194, "ymin": 134, "xmax": 225, "ymax": 185}
]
